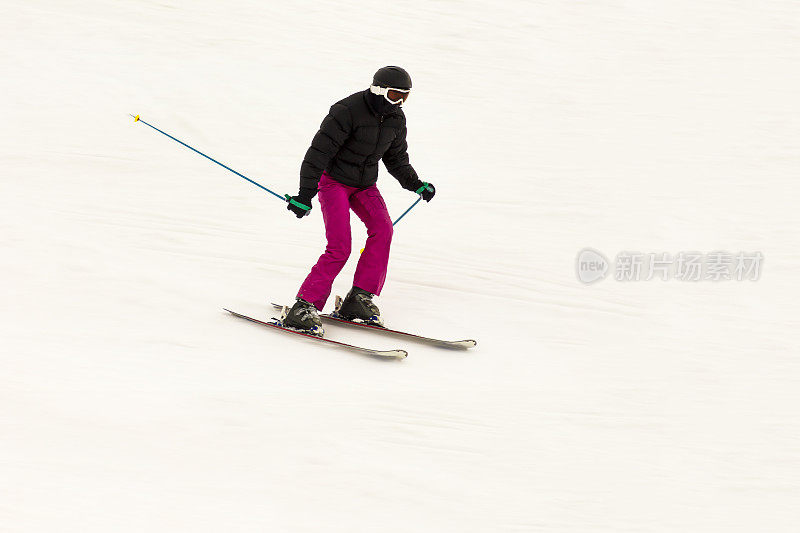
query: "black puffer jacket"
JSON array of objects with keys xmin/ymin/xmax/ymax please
[{"xmin": 298, "ymin": 89, "xmax": 423, "ymax": 198}]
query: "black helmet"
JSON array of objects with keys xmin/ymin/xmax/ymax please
[{"xmin": 372, "ymin": 66, "xmax": 412, "ymax": 90}]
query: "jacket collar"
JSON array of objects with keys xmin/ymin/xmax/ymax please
[{"xmin": 363, "ymin": 89, "xmax": 403, "ymax": 118}]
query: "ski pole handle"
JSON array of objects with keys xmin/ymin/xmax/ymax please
[
  {"xmin": 284, "ymin": 194, "xmax": 311, "ymax": 211},
  {"xmin": 284, "ymin": 194, "xmax": 312, "ymax": 218}
]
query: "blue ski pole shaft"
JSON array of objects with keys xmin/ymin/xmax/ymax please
[
  {"xmin": 392, "ymin": 196, "xmax": 423, "ymax": 226},
  {"xmin": 392, "ymin": 182, "xmax": 432, "ymax": 226},
  {"xmin": 129, "ymin": 114, "xmax": 287, "ymax": 203},
  {"xmin": 361, "ymin": 188, "xmax": 426, "ymax": 254}
]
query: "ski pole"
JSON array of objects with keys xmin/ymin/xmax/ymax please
[
  {"xmin": 360, "ymin": 183, "xmax": 430, "ymax": 254},
  {"xmin": 392, "ymin": 197, "xmax": 422, "ymax": 226},
  {"xmin": 129, "ymin": 114, "xmax": 302, "ymax": 208},
  {"xmin": 392, "ymin": 182, "xmax": 431, "ymax": 226}
]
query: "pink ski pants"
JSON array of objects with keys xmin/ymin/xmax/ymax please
[{"xmin": 297, "ymin": 172, "xmax": 393, "ymax": 311}]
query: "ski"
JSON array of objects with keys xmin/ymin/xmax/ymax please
[
  {"xmin": 224, "ymin": 308, "xmax": 408, "ymax": 359},
  {"xmin": 270, "ymin": 301, "xmax": 477, "ymax": 350}
]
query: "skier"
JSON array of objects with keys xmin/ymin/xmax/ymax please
[{"xmin": 283, "ymin": 66, "xmax": 435, "ymax": 335}]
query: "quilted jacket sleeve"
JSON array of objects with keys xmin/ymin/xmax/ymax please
[{"xmin": 382, "ymin": 123, "xmax": 423, "ymax": 192}]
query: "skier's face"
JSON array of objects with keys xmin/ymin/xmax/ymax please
[{"xmin": 386, "ymin": 88, "xmax": 410, "ymax": 104}]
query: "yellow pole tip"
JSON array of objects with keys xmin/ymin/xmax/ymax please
[{"xmin": 134, "ymin": 115, "xmax": 140, "ymax": 122}]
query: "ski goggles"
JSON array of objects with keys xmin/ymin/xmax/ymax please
[{"xmin": 370, "ymin": 85, "xmax": 410, "ymax": 105}]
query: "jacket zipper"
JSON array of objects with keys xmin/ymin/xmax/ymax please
[{"xmin": 362, "ymin": 114, "xmax": 385, "ymax": 184}]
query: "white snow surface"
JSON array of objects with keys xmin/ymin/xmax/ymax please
[{"xmin": 2, "ymin": 1, "xmax": 799, "ymax": 531}]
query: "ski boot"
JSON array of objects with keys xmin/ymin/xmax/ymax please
[
  {"xmin": 282, "ymin": 298, "xmax": 324, "ymax": 337},
  {"xmin": 335, "ymin": 287, "xmax": 384, "ymax": 327}
]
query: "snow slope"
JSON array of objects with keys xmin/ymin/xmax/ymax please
[{"xmin": 1, "ymin": 0, "xmax": 799, "ymax": 531}]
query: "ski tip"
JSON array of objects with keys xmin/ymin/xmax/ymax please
[
  {"xmin": 375, "ymin": 349, "xmax": 408, "ymax": 358},
  {"xmin": 436, "ymin": 339, "xmax": 477, "ymax": 349}
]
